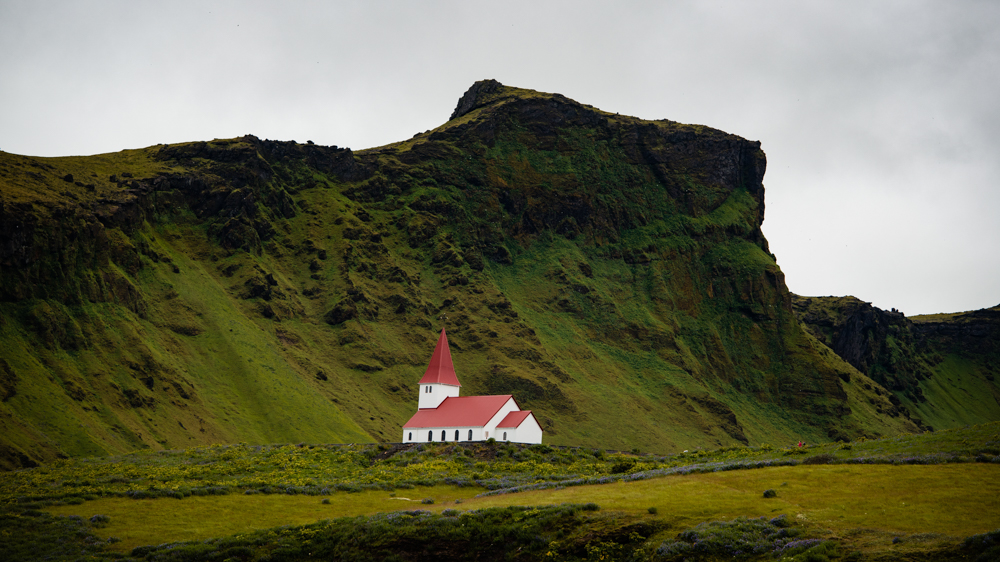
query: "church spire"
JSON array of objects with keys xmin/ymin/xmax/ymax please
[{"xmin": 419, "ymin": 328, "xmax": 461, "ymax": 387}]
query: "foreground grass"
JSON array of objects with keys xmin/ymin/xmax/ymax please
[
  {"xmin": 47, "ymin": 484, "xmax": 483, "ymax": 551},
  {"xmin": 6, "ymin": 422, "xmax": 999, "ymax": 505},
  {"xmin": 3, "ymin": 423, "xmax": 999, "ymax": 560},
  {"xmin": 45, "ymin": 464, "xmax": 1000, "ymax": 554}
]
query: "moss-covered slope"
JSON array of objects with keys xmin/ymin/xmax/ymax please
[
  {"xmin": 792, "ymin": 295, "xmax": 999, "ymax": 431},
  {"xmin": 0, "ymin": 81, "xmax": 920, "ymax": 468}
]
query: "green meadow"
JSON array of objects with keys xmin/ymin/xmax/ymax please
[{"xmin": 2, "ymin": 422, "xmax": 999, "ymax": 560}]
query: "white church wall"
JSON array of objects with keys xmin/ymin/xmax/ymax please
[
  {"xmin": 511, "ymin": 414, "xmax": 543, "ymax": 444},
  {"xmin": 402, "ymin": 426, "xmax": 482, "ymax": 443},
  {"xmin": 417, "ymin": 383, "xmax": 460, "ymax": 409},
  {"xmin": 482, "ymin": 398, "xmax": 519, "ymax": 440}
]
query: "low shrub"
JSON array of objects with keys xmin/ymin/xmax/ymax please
[
  {"xmin": 116, "ymin": 504, "xmax": 611, "ymax": 561},
  {"xmin": 961, "ymin": 528, "xmax": 1000, "ymax": 560},
  {"xmin": 647, "ymin": 507, "xmax": 658, "ymax": 514},
  {"xmin": 610, "ymin": 459, "xmax": 636, "ymax": 474},
  {"xmin": 655, "ymin": 515, "xmax": 805, "ymax": 560},
  {"xmin": 802, "ymin": 454, "xmax": 837, "ymax": 465},
  {"xmin": 763, "ymin": 489, "xmax": 777, "ymax": 498}
]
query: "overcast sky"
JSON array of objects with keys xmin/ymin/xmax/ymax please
[{"xmin": 2, "ymin": 0, "xmax": 997, "ymax": 315}]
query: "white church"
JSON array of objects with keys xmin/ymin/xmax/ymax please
[{"xmin": 402, "ymin": 328, "xmax": 543, "ymax": 444}]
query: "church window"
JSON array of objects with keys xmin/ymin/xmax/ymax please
[
  {"xmin": 503, "ymin": 432, "xmax": 507, "ymax": 441},
  {"xmin": 441, "ymin": 430, "xmax": 446, "ymax": 441},
  {"xmin": 468, "ymin": 429, "xmax": 473, "ymax": 440},
  {"xmin": 455, "ymin": 430, "xmax": 459, "ymax": 441},
  {"xmin": 408, "ymin": 432, "xmax": 412, "ymax": 441},
  {"xmin": 428, "ymin": 431, "xmax": 433, "ymax": 441}
]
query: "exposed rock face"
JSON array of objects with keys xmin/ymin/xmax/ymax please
[
  {"xmin": 912, "ymin": 306, "xmax": 1000, "ymax": 355},
  {"xmin": 450, "ymin": 79, "xmax": 504, "ymax": 120},
  {"xmin": 792, "ymin": 295, "xmax": 919, "ymax": 389},
  {"xmin": 793, "ymin": 295, "xmax": 1000, "ymax": 430}
]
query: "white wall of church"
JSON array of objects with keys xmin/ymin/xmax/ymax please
[
  {"xmin": 482, "ymin": 398, "xmax": 519, "ymax": 438},
  {"xmin": 402, "ymin": 427, "xmax": 482, "ymax": 443},
  {"xmin": 509, "ymin": 414, "xmax": 543, "ymax": 444},
  {"xmin": 417, "ymin": 383, "xmax": 460, "ymax": 409}
]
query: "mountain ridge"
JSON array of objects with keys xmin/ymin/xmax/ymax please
[{"xmin": 0, "ymin": 80, "xmax": 969, "ymax": 469}]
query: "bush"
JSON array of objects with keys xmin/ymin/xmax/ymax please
[
  {"xmin": 648, "ymin": 507, "xmax": 658, "ymax": 514},
  {"xmin": 961, "ymin": 528, "xmax": 1000, "ymax": 560},
  {"xmin": 609, "ymin": 459, "xmax": 636, "ymax": 474},
  {"xmin": 763, "ymin": 489, "xmax": 777, "ymax": 498},
  {"xmin": 802, "ymin": 454, "xmax": 836, "ymax": 465},
  {"xmin": 89, "ymin": 514, "xmax": 110, "ymax": 527},
  {"xmin": 656, "ymin": 516, "xmax": 804, "ymax": 560},
  {"xmin": 421, "ymin": 498, "xmax": 434, "ymax": 504},
  {"xmin": 321, "ymin": 498, "xmax": 330, "ymax": 504}
]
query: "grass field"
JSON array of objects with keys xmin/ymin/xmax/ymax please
[
  {"xmin": 45, "ymin": 464, "xmax": 1000, "ymax": 554},
  {"xmin": 1, "ymin": 422, "xmax": 997, "ymax": 560}
]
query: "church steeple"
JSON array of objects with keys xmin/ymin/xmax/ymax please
[{"xmin": 417, "ymin": 328, "xmax": 461, "ymax": 409}]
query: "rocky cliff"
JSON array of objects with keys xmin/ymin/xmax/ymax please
[
  {"xmin": 0, "ymin": 81, "xmax": 922, "ymax": 468},
  {"xmin": 793, "ymin": 295, "xmax": 1000, "ymax": 431}
]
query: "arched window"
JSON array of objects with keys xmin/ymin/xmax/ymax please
[
  {"xmin": 455, "ymin": 430, "xmax": 460, "ymax": 441},
  {"xmin": 428, "ymin": 431, "xmax": 433, "ymax": 441},
  {"xmin": 468, "ymin": 429, "xmax": 473, "ymax": 440},
  {"xmin": 441, "ymin": 430, "xmax": 446, "ymax": 441},
  {"xmin": 408, "ymin": 432, "xmax": 412, "ymax": 441},
  {"xmin": 503, "ymin": 432, "xmax": 507, "ymax": 441}
]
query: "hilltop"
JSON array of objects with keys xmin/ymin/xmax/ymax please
[{"xmin": 0, "ymin": 80, "xmax": 966, "ymax": 468}]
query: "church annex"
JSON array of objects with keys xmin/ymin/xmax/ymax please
[{"xmin": 402, "ymin": 328, "xmax": 543, "ymax": 444}]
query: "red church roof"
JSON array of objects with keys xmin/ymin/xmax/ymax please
[
  {"xmin": 496, "ymin": 410, "xmax": 534, "ymax": 428},
  {"xmin": 403, "ymin": 395, "xmax": 514, "ymax": 428},
  {"xmin": 418, "ymin": 328, "xmax": 461, "ymax": 387}
]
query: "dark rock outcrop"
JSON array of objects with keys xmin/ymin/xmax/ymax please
[
  {"xmin": 793, "ymin": 295, "xmax": 999, "ymax": 420},
  {"xmin": 450, "ymin": 79, "xmax": 504, "ymax": 120}
]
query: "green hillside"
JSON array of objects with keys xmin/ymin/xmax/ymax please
[
  {"xmin": 792, "ymin": 295, "xmax": 1000, "ymax": 432},
  {"xmin": 0, "ymin": 81, "xmax": 929, "ymax": 468}
]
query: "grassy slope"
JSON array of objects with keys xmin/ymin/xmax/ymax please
[
  {"xmin": 792, "ymin": 296, "xmax": 999, "ymax": 433},
  {"xmin": 0, "ymin": 84, "xmax": 932, "ymax": 468},
  {"xmin": 907, "ymin": 307, "xmax": 1000, "ymax": 430},
  {"xmin": 0, "ymin": 147, "xmax": 374, "ymax": 468}
]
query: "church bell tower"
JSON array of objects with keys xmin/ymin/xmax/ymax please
[{"xmin": 417, "ymin": 328, "xmax": 461, "ymax": 409}]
